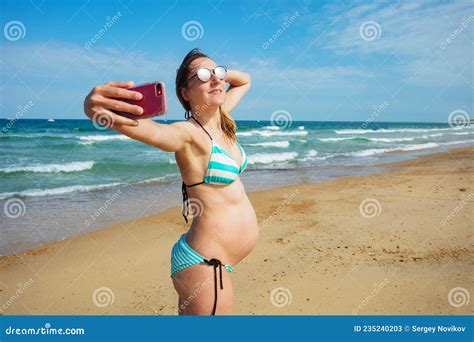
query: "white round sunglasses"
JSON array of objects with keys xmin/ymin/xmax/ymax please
[{"xmin": 183, "ymin": 66, "xmax": 227, "ymax": 86}]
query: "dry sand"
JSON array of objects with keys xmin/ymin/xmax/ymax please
[{"xmin": 1, "ymin": 146, "xmax": 473, "ymax": 315}]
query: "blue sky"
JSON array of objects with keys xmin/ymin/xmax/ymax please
[{"xmin": 0, "ymin": 0, "xmax": 472, "ymax": 122}]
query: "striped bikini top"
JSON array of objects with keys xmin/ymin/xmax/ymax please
[{"xmin": 181, "ymin": 116, "xmax": 248, "ymax": 223}]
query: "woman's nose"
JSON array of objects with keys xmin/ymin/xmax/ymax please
[{"xmin": 210, "ymin": 73, "xmax": 222, "ymax": 84}]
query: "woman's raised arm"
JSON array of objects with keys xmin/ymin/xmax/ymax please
[
  {"xmin": 83, "ymin": 81, "xmax": 192, "ymax": 152},
  {"xmin": 224, "ymin": 70, "xmax": 251, "ymax": 112}
]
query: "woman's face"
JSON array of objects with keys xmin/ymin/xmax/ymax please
[{"xmin": 181, "ymin": 57, "xmax": 226, "ymax": 113}]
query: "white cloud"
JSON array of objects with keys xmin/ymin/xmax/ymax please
[{"xmin": 315, "ymin": 0, "xmax": 472, "ymax": 87}]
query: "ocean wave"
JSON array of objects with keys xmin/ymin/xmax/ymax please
[
  {"xmin": 245, "ymin": 141, "xmax": 290, "ymax": 148},
  {"xmin": 299, "ymin": 149, "xmax": 319, "ymax": 162},
  {"xmin": 248, "ymin": 152, "xmax": 298, "ymax": 165},
  {"xmin": 0, "ymin": 133, "xmax": 73, "ymax": 140},
  {"xmin": 134, "ymin": 173, "xmax": 180, "ymax": 185},
  {"xmin": 421, "ymin": 133, "xmax": 443, "ymax": 138},
  {"xmin": 452, "ymin": 132, "xmax": 474, "ymax": 135},
  {"xmin": 79, "ymin": 135, "xmax": 131, "ymax": 142},
  {"xmin": 319, "ymin": 136, "xmax": 415, "ymax": 142},
  {"xmin": 263, "ymin": 126, "xmax": 280, "ymax": 130},
  {"xmin": 0, "ymin": 182, "xmax": 123, "ymax": 200},
  {"xmin": 237, "ymin": 130, "xmax": 308, "ymax": 137},
  {"xmin": 319, "ymin": 137, "xmax": 355, "ymax": 142},
  {"xmin": 335, "ymin": 127, "xmax": 468, "ymax": 135},
  {"xmin": 442, "ymin": 139, "xmax": 474, "ymax": 145},
  {"xmin": 348, "ymin": 143, "xmax": 440, "ymax": 157},
  {"xmin": 367, "ymin": 137, "xmax": 415, "ymax": 142},
  {"xmin": 0, "ymin": 161, "xmax": 95, "ymax": 174}
]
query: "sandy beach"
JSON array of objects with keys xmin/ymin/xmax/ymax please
[{"xmin": 1, "ymin": 146, "xmax": 473, "ymax": 315}]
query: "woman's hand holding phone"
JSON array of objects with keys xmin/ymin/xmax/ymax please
[{"xmin": 84, "ymin": 81, "xmax": 144, "ymax": 127}]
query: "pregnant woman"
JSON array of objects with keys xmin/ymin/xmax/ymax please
[{"xmin": 83, "ymin": 49, "xmax": 259, "ymax": 315}]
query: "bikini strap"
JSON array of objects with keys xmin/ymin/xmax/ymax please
[
  {"xmin": 204, "ymin": 258, "xmax": 225, "ymax": 315},
  {"xmin": 190, "ymin": 116, "xmax": 213, "ymax": 141},
  {"xmin": 181, "ymin": 181, "xmax": 205, "ymax": 223}
]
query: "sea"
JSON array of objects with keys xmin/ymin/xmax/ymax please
[{"xmin": 1, "ymin": 118, "xmax": 473, "ymax": 256}]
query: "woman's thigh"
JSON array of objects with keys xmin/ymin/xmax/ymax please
[{"xmin": 172, "ymin": 263, "xmax": 233, "ymax": 315}]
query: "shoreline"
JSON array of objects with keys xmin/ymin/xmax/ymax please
[
  {"xmin": 3, "ymin": 141, "xmax": 473, "ymax": 257},
  {"xmin": 1, "ymin": 146, "xmax": 473, "ymax": 315}
]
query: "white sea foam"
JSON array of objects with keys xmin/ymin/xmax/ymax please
[
  {"xmin": 335, "ymin": 127, "xmax": 468, "ymax": 135},
  {"xmin": 79, "ymin": 135, "xmax": 131, "ymax": 142},
  {"xmin": 319, "ymin": 136, "xmax": 415, "ymax": 142},
  {"xmin": 237, "ymin": 130, "xmax": 308, "ymax": 137},
  {"xmin": 0, "ymin": 161, "xmax": 95, "ymax": 174},
  {"xmin": 247, "ymin": 152, "xmax": 298, "ymax": 165},
  {"xmin": 319, "ymin": 137, "xmax": 355, "ymax": 142},
  {"xmin": 135, "ymin": 174, "xmax": 180, "ymax": 185},
  {"xmin": 442, "ymin": 139, "xmax": 474, "ymax": 145},
  {"xmin": 0, "ymin": 182, "xmax": 123, "ymax": 200},
  {"xmin": 452, "ymin": 132, "xmax": 474, "ymax": 135},
  {"xmin": 421, "ymin": 133, "xmax": 443, "ymax": 138},
  {"xmin": 348, "ymin": 143, "xmax": 440, "ymax": 157},
  {"xmin": 367, "ymin": 137, "xmax": 415, "ymax": 142},
  {"xmin": 245, "ymin": 141, "xmax": 290, "ymax": 148}
]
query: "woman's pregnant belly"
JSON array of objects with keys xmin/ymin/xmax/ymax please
[{"xmin": 185, "ymin": 181, "xmax": 259, "ymax": 265}]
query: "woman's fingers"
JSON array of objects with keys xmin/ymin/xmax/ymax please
[
  {"xmin": 94, "ymin": 96, "xmax": 143, "ymax": 115},
  {"xmin": 91, "ymin": 108, "xmax": 138, "ymax": 127},
  {"xmin": 105, "ymin": 81, "xmax": 135, "ymax": 88},
  {"xmin": 99, "ymin": 85, "xmax": 142, "ymax": 101}
]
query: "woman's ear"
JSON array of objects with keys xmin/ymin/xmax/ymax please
[{"xmin": 181, "ymin": 88, "xmax": 189, "ymax": 101}]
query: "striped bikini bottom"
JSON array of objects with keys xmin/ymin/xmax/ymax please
[{"xmin": 170, "ymin": 233, "xmax": 234, "ymax": 315}]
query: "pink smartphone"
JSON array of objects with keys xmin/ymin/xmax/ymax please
[{"xmin": 115, "ymin": 81, "xmax": 167, "ymax": 118}]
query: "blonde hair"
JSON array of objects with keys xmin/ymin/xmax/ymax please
[{"xmin": 219, "ymin": 105, "xmax": 237, "ymax": 142}]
